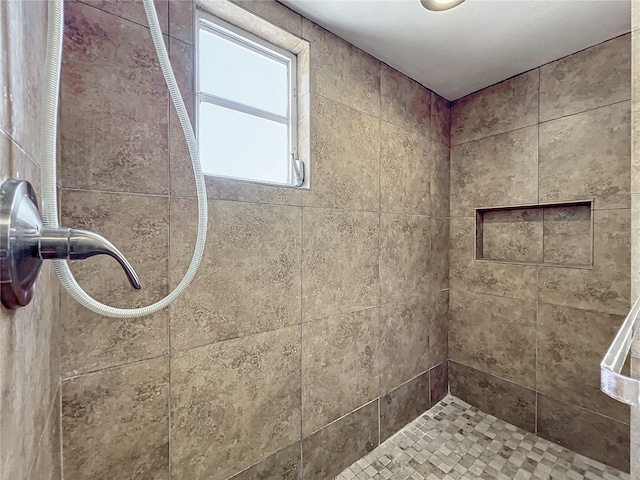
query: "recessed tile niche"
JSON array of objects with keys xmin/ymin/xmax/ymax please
[{"xmin": 475, "ymin": 201, "xmax": 593, "ymax": 268}]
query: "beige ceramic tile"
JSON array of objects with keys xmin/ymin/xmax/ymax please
[
  {"xmin": 379, "ymin": 63, "xmax": 430, "ymax": 133},
  {"xmin": 634, "ymin": 0, "xmax": 640, "ymax": 32},
  {"xmin": 61, "ymin": 2, "xmax": 169, "ymax": 194},
  {"xmin": 429, "ymin": 290, "xmax": 449, "ymax": 367},
  {"xmin": 449, "ymin": 290, "xmax": 537, "ymax": 388},
  {"xmin": 231, "ymin": 0, "xmax": 303, "ymax": 37},
  {"xmin": 430, "ymin": 361, "xmax": 448, "ymax": 404},
  {"xmin": 61, "ymin": 357, "xmax": 169, "ymax": 479},
  {"xmin": 539, "ymin": 209, "xmax": 631, "ymax": 315},
  {"xmin": 633, "ymin": 195, "xmax": 640, "ymax": 302},
  {"xmin": 449, "ymin": 362, "xmax": 536, "ymax": 433},
  {"xmin": 431, "ymin": 141, "xmax": 450, "ymax": 216},
  {"xmin": 302, "ymin": 19, "xmax": 380, "ymax": 117},
  {"xmin": 538, "ymin": 303, "xmax": 629, "ymax": 423},
  {"xmin": 480, "ymin": 208, "xmax": 543, "ymax": 263},
  {"xmin": 169, "ymin": 198, "xmax": 301, "ymax": 351},
  {"xmin": 540, "ymin": 34, "xmax": 631, "ymax": 122},
  {"xmin": 543, "ymin": 204, "xmax": 592, "ymax": 265},
  {"xmin": 302, "ymin": 307, "xmax": 379, "ymax": 435},
  {"xmin": 379, "ymin": 213, "xmax": 431, "ymax": 303},
  {"xmin": 450, "ymin": 217, "xmax": 538, "ymax": 300},
  {"xmin": 28, "ymin": 389, "xmax": 61, "ymax": 480},
  {"xmin": 379, "ymin": 122, "xmax": 431, "ymax": 215},
  {"xmin": 633, "ymin": 31, "xmax": 640, "ymax": 195},
  {"xmin": 228, "ymin": 443, "xmax": 300, "ymax": 480},
  {"xmin": 76, "ymin": 0, "xmax": 169, "ymax": 32},
  {"xmin": 539, "ymin": 101, "xmax": 631, "ymax": 210},
  {"xmin": 430, "ymin": 216, "xmax": 450, "ymax": 292},
  {"xmin": 380, "ymin": 371, "xmax": 431, "ymax": 442},
  {"xmin": 169, "ymin": 0, "xmax": 193, "ymax": 44},
  {"xmin": 537, "ymin": 394, "xmax": 630, "ymax": 473},
  {"xmin": 303, "ymin": 95, "xmax": 380, "ymax": 211},
  {"xmin": 302, "ymin": 400, "xmax": 378, "ymax": 480},
  {"xmin": 302, "ymin": 208, "xmax": 379, "ymax": 322},
  {"xmin": 379, "ymin": 296, "xmax": 431, "ymax": 393},
  {"xmin": 432, "ymin": 92, "xmax": 451, "ymax": 147},
  {"xmin": 170, "ymin": 326, "xmax": 301, "ymax": 480},
  {"xmin": 60, "ymin": 190, "xmax": 169, "ymax": 374},
  {"xmin": 451, "ymin": 69, "xmax": 539, "ymax": 145},
  {"xmin": 450, "ymin": 126, "xmax": 538, "ymax": 217}
]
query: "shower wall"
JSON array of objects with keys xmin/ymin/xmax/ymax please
[
  {"xmin": 57, "ymin": 0, "xmax": 449, "ymax": 478},
  {"xmin": 0, "ymin": 2, "xmax": 62, "ymax": 480},
  {"xmin": 449, "ymin": 34, "xmax": 632, "ymax": 471}
]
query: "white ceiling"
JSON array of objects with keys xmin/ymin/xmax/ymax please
[{"xmin": 279, "ymin": 0, "xmax": 631, "ymax": 100}]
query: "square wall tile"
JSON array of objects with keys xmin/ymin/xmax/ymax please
[
  {"xmin": 380, "ymin": 371, "xmax": 431, "ymax": 442},
  {"xmin": 449, "ymin": 290, "xmax": 537, "ymax": 388},
  {"xmin": 539, "ymin": 101, "xmax": 631, "ymax": 210},
  {"xmin": 379, "ymin": 296, "xmax": 431, "ymax": 392},
  {"xmin": 302, "ymin": 308, "xmax": 379, "ymax": 435},
  {"xmin": 302, "ymin": 19, "xmax": 380, "ymax": 117},
  {"xmin": 450, "ymin": 126, "xmax": 538, "ymax": 217},
  {"xmin": 302, "ymin": 208, "xmax": 379, "ymax": 322},
  {"xmin": 61, "ymin": 357, "xmax": 169, "ymax": 479},
  {"xmin": 431, "ymin": 141, "xmax": 450, "ymax": 215},
  {"xmin": 449, "ymin": 361, "xmax": 536, "ymax": 433},
  {"xmin": 169, "ymin": 198, "xmax": 301, "ymax": 351},
  {"xmin": 540, "ymin": 34, "xmax": 631, "ymax": 122},
  {"xmin": 171, "ymin": 326, "xmax": 301, "ymax": 480},
  {"xmin": 303, "ymin": 95, "xmax": 380, "ymax": 211},
  {"xmin": 60, "ymin": 190, "xmax": 169, "ymax": 375},
  {"xmin": 302, "ymin": 400, "xmax": 378, "ymax": 480},
  {"xmin": 451, "ymin": 69, "xmax": 539, "ymax": 145},
  {"xmin": 380, "ymin": 63, "xmax": 431, "ymax": 133},
  {"xmin": 61, "ymin": 1, "xmax": 169, "ymax": 194},
  {"xmin": 543, "ymin": 204, "xmax": 592, "ymax": 265}
]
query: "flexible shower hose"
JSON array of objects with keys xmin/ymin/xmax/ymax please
[{"xmin": 40, "ymin": 0, "xmax": 208, "ymax": 318}]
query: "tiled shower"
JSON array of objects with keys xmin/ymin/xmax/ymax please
[{"xmin": 0, "ymin": 0, "xmax": 637, "ymax": 479}]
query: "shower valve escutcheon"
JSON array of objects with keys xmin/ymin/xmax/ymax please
[{"xmin": 1, "ymin": 178, "xmax": 141, "ymax": 309}]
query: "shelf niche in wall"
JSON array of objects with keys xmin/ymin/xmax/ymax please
[{"xmin": 475, "ymin": 200, "xmax": 594, "ymax": 269}]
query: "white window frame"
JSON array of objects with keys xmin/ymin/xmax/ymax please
[{"xmin": 196, "ymin": 11, "xmax": 302, "ymax": 187}]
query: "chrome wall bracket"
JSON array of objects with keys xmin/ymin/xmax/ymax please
[{"xmin": 0, "ymin": 178, "xmax": 141, "ymax": 310}]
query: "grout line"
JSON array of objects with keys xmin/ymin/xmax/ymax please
[
  {"xmin": 60, "ymin": 353, "xmax": 168, "ymax": 381},
  {"xmin": 167, "ymin": 32, "xmax": 174, "ymax": 480},
  {"xmin": 301, "ymin": 397, "xmax": 380, "ymax": 440}
]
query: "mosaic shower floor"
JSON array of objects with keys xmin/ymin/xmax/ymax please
[{"xmin": 334, "ymin": 396, "xmax": 629, "ymax": 480}]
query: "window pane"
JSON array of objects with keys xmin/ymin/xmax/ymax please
[
  {"xmin": 199, "ymin": 102, "xmax": 290, "ymax": 184},
  {"xmin": 199, "ymin": 27, "xmax": 289, "ymax": 117}
]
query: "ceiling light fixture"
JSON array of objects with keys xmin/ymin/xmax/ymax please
[{"xmin": 420, "ymin": 0, "xmax": 466, "ymax": 11}]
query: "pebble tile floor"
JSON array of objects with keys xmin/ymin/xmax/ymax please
[{"xmin": 334, "ymin": 396, "xmax": 629, "ymax": 480}]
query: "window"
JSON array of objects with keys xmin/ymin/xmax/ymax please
[{"xmin": 197, "ymin": 14, "xmax": 303, "ymax": 187}]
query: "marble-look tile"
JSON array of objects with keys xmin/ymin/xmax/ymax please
[
  {"xmin": 540, "ymin": 34, "xmax": 631, "ymax": 122},
  {"xmin": 479, "ymin": 208, "xmax": 543, "ymax": 263},
  {"xmin": 379, "ymin": 296, "xmax": 431, "ymax": 392},
  {"xmin": 302, "ymin": 19, "xmax": 380, "ymax": 117},
  {"xmin": 231, "ymin": 0, "xmax": 303, "ymax": 37},
  {"xmin": 633, "ymin": 195, "xmax": 640, "ymax": 304},
  {"xmin": 634, "ymin": 0, "xmax": 640, "ymax": 32},
  {"xmin": 229, "ymin": 443, "xmax": 300, "ymax": 480},
  {"xmin": 61, "ymin": 1, "xmax": 169, "ymax": 194},
  {"xmin": 169, "ymin": 0, "xmax": 193, "ymax": 44},
  {"xmin": 539, "ymin": 209, "xmax": 631, "ymax": 315},
  {"xmin": 449, "ymin": 290, "xmax": 537, "ymax": 388},
  {"xmin": 633, "ymin": 31, "xmax": 640, "ymax": 196},
  {"xmin": 450, "ymin": 217, "xmax": 538, "ymax": 300},
  {"xmin": 432, "ymin": 92, "xmax": 451, "ymax": 147},
  {"xmin": 451, "ymin": 69, "xmax": 539, "ymax": 145},
  {"xmin": 379, "ymin": 213, "xmax": 431, "ymax": 303},
  {"xmin": 379, "ymin": 122, "xmax": 431, "ymax": 215},
  {"xmin": 303, "ymin": 95, "xmax": 380, "ymax": 211},
  {"xmin": 302, "ymin": 308, "xmax": 379, "ymax": 435},
  {"xmin": 171, "ymin": 326, "xmax": 301, "ymax": 480},
  {"xmin": 169, "ymin": 198, "xmax": 301, "ymax": 350},
  {"xmin": 28, "ymin": 390, "xmax": 61, "ymax": 480},
  {"xmin": 302, "ymin": 400, "xmax": 378, "ymax": 480},
  {"xmin": 543, "ymin": 204, "xmax": 592, "ymax": 265},
  {"xmin": 449, "ymin": 362, "xmax": 536, "ymax": 433},
  {"xmin": 61, "ymin": 357, "xmax": 169, "ymax": 479},
  {"xmin": 380, "ymin": 63, "xmax": 430, "ymax": 133},
  {"xmin": 302, "ymin": 208, "xmax": 379, "ymax": 322},
  {"xmin": 380, "ymin": 371, "xmax": 431, "ymax": 442},
  {"xmin": 539, "ymin": 101, "xmax": 631, "ymax": 210},
  {"xmin": 538, "ymin": 303, "xmax": 629, "ymax": 423},
  {"xmin": 450, "ymin": 126, "xmax": 538, "ymax": 217},
  {"xmin": 429, "ymin": 290, "xmax": 449, "ymax": 367},
  {"xmin": 429, "ymin": 361, "xmax": 449, "ymax": 405},
  {"xmin": 60, "ymin": 190, "xmax": 169, "ymax": 374},
  {"xmin": 430, "ymin": 217, "xmax": 450, "ymax": 292},
  {"xmin": 431, "ymin": 141, "xmax": 450, "ymax": 216},
  {"xmin": 537, "ymin": 394, "xmax": 630, "ymax": 472},
  {"xmin": 77, "ymin": 0, "xmax": 169, "ymax": 33}
]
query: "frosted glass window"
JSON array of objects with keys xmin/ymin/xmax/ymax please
[{"xmin": 197, "ymin": 15, "xmax": 299, "ymax": 186}]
